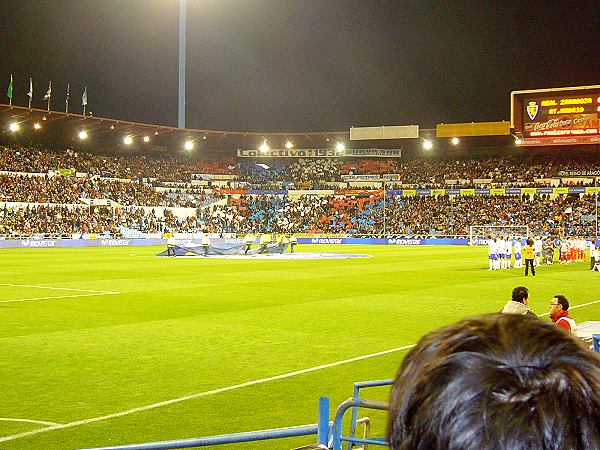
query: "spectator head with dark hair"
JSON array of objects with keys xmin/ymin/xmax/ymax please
[
  {"xmin": 512, "ymin": 285, "xmax": 529, "ymax": 304},
  {"xmin": 552, "ymin": 294, "xmax": 569, "ymax": 311},
  {"xmin": 550, "ymin": 294, "xmax": 576, "ymax": 334},
  {"xmin": 387, "ymin": 314, "xmax": 600, "ymax": 450}
]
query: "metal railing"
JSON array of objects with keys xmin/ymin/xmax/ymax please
[{"xmin": 81, "ymin": 397, "xmax": 331, "ymax": 450}]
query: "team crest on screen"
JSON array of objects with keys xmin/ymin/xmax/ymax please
[{"xmin": 527, "ymin": 101, "xmax": 539, "ymax": 120}]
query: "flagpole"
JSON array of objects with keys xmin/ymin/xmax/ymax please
[{"xmin": 27, "ymin": 77, "xmax": 32, "ymax": 108}]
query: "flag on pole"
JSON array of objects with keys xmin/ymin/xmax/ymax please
[
  {"xmin": 27, "ymin": 78, "xmax": 33, "ymax": 99},
  {"xmin": 82, "ymin": 86, "xmax": 87, "ymax": 106},
  {"xmin": 43, "ymin": 81, "xmax": 52, "ymax": 100},
  {"xmin": 7, "ymin": 74, "xmax": 13, "ymax": 104},
  {"xmin": 65, "ymin": 83, "xmax": 70, "ymax": 112}
]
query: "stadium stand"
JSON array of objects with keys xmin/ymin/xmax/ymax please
[{"xmin": 1, "ymin": 144, "xmax": 599, "ymax": 238}]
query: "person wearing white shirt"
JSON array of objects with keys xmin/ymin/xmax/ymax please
[
  {"xmin": 513, "ymin": 237, "xmax": 523, "ymax": 268},
  {"xmin": 488, "ymin": 237, "xmax": 497, "ymax": 271}
]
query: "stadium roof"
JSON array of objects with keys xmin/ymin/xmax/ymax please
[{"xmin": 0, "ymin": 104, "xmax": 514, "ymax": 157}]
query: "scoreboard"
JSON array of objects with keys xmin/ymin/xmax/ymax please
[{"xmin": 511, "ymin": 86, "xmax": 600, "ymax": 146}]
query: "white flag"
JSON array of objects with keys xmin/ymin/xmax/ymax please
[
  {"xmin": 43, "ymin": 81, "xmax": 52, "ymax": 100},
  {"xmin": 82, "ymin": 87, "xmax": 87, "ymax": 106},
  {"xmin": 27, "ymin": 78, "xmax": 33, "ymax": 99}
]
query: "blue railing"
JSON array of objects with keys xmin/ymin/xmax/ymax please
[
  {"xmin": 348, "ymin": 379, "xmax": 394, "ymax": 450},
  {"xmin": 82, "ymin": 397, "xmax": 331, "ymax": 450},
  {"xmin": 81, "ymin": 384, "xmax": 392, "ymax": 450},
  {"xmin": 594, "ymin": 334, "xmax": 600, "ymax": 353}
]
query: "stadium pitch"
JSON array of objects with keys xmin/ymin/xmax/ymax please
[{"xmin": 1, "ymin": 244, "xmax": 599, "ymax": 449}]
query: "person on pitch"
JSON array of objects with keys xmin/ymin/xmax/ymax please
[{"xmin": 166, "ymin": 233, "xmax": 176, "ymax": 257}]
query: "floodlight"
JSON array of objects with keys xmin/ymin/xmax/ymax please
[
  {"xmin": 259, "ymin": 141, "xmax": 269, "ymax": 153},
  {"xmin": 110, "ymin": 124, "xmax": 115, "ymax": 130},
  {"xmin": 154, "ymin": 130, "xmax": 159, "ymax": 136},
  {"xmin": 143, "ymin": 136, "xmax": 150, "ymax": 143},
  {"xmin": 184, "ymin": 140, "xmax": 194, "ymax": 151},
  {"xmin": 335, "ymin": 142, "xmax": 345, "ymax": 152},
  {"xmin": 9, "ymin": 122, "xmax": 19, "ymax": 132},
  {"xmin": 123, "ymin": 136, "xmax": 133, "ymax": 145},
  {"xmin": 78, "ymin": 131, "xmax": 88, "ymax": 140},
  {"xmin": 202, "ymin": 135, "xmax": 207, "ymax": 140},
  {"xmin": 42, "ymin": 116, "xmax": 47, "ymax": 121},
  {"xmin": 423, "ymin": 140, "xmax": 433, "ymax": 150},
  {"xmin": 285, "ymin": 141, "xmax": 293, "ymax": 149},
  {"xmin": 33, "ymin": 122, "xmax": 42, "ymax": 130},
  {"xmin": 451, "ymin": 137, "xmax": 460, "ymax": 145}
]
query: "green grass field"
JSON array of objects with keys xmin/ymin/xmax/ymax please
[{"xmin": 1, "ymin": 245, "xmax": 599, "ymax": 449}]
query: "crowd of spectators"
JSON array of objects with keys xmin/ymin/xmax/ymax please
[
  {"xmin": 0, "ymin": 174, "xmax": 221, "ymax": 208},
  {"xmin": 0, "ymin": 146, "xmax": 238, "ymax": 182},
  {"xmin": 2, "ymin": 145, "xmax": 600, "ymax": 188}
]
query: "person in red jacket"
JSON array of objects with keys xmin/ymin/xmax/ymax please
[{"xmin": 549, "ymin": 294, "xmax": 576, "ymax": 333}]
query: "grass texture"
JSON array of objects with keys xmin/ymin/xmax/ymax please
[{"xmin": 0, "ymin": 244, "xmax": 599, "ymax": 449}]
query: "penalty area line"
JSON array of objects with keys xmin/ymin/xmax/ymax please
[
  {"xmin": 0, "ymin": 292, "xmax": 121, "ymax": 304},
  {"xmin": 0, "ymin": 283, "xmax": 116, "ymax": 293},
  {"xmin": 0, "ymin": 417, "xmax": 61, "ymax": 426}
]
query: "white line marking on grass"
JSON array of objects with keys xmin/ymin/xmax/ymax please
[
  {"xmin": 3, "ymin": 299, "xmax": 600, "ymax": 444},
  {"xmin": 0, "ymin": 343, "xmax": 417, "ymax": 444},
  {"xmin": 0, "ymin": 283, "xmax": 115, "ymax": 293},
  {"xmin": 0, "ymin": 292, "xmax": 120, "ymax": 304},
  {"xmin": 0, "ymin": 418, "xmax": 61, "ymax": 426}
]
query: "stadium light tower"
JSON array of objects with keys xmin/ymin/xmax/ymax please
[
  {"xmin": 178, "ymin": 0, "xmax": 186, "ymax": 129},
  {"xmin": 8, "ymin": 122, "xmax": 19, "ymax": 132}
]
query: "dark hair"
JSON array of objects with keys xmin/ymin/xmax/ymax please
[
  {"xmin": 511, "ymin": 286, "xmax": 529, "ymax": 303},
  {"xmin": 554, "ymin": 294, "xmax": 569, "ymax": 311},
  {"xmin": 527, "ymin": 237, "xmax": 534, "ymax": 246},
  {"xmin": 388, "ymin": 314, "xmax": 600, "ymax": 450}
]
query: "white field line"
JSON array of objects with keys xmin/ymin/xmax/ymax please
[
  {"xmin": 0, "ymin": 418, "xmax": 61, "ymax": 426},
  {"xmin": 2, "ymin": 299, "xmax": 600, "ymax": 444},
  {"xmin": 0, "ymin": 283, "xmax": 120, "ymax": 303},
  {"xmin": 0, "ymin": 283, "xmax": 115, "ymax": 293},
  {"xmin": 536, "ymin": 298, "xmax": 600, "ymax": 317},
  {"xmin": 0, "ymin": 343, "xmax": 417, "ymax": 444},
  {"xmin": 0, "ymin": 292, "xmax": 120, "ymax": 304}
]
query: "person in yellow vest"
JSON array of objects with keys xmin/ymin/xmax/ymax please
[
  {"xmin": 244, "ymin": 233, "xmax": 255, "ymax": 255},
  {"xmin": 259, "ymin": 233, "xmax": 271, "ymax": 253},
  {"xmin": 277, "ymin": 234, "xmax": 289, "ymax": 254},
  {"xmin": 166, "ymin": 233, "xmax": 176, "ymax": 257},
  {"xmin": 524, "ymin": 237, "xmax": 535, "ymax": 276},
  {"xmin": 289, "ymin": 234, "xmax": 298, "ymax": 253}
]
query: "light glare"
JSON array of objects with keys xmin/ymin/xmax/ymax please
[
  {"xmin": 9, "ymin": 122, "xmax": 19, "ymax": 132},
  {"xmin": 143, "ymin": 136, "xmax": 150, "ymax": 143},
  {"xmin": 33, "ymin": 122, "xmax": 41, "ymax": 130},
  {"xmin": 259, "ymin": 141, "xmax": 269, "ymax": 153},
  {"xmin": 184, "ymin": 140, "xmax": 194, "ymax": 151},
  {"xmin": 423, "ymin": 140, "xmax": 433, "ymax": 150},
  {"xmin": 335, "ymin": 142, "xmax": 345, "ymax": 152},
  {"xmin": 79, "ymin": 131, "xmax": 88, "ymax": 140},
  {"xmin": 285, "ymin": 141, "xmax": 293, "ymax": 149},
  {"xmin": 123, "ymin": 136, "xmax": 133, "ymax": 145},
  {"xmin": 451, "ymin": 137, "xmax": 459, "ymax": 145}
]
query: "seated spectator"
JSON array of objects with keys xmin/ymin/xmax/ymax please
[
  {"xmin": 500, "ymin": 285, "xmax": 536, "ymax": 317},
  {"xmin": 549, "ymin": 294, "xmax": 577, "ymax": 333},
  {"xmin": 388, "ymin": 314, "xmax": 600, "ymax": 450}
]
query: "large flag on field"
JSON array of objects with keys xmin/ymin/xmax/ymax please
[{"xmin": 7, "ymin": 74, "xmax": 13, "ymax": 105}]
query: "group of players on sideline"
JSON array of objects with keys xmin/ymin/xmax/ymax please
[{"xmin": 486, "ymin": 235, "xmax": 598, "ymax": 274}]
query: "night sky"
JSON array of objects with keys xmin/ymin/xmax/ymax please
[{"xmin": 1, "ymin": 0, "xmax": 599, "ymax": 132}]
